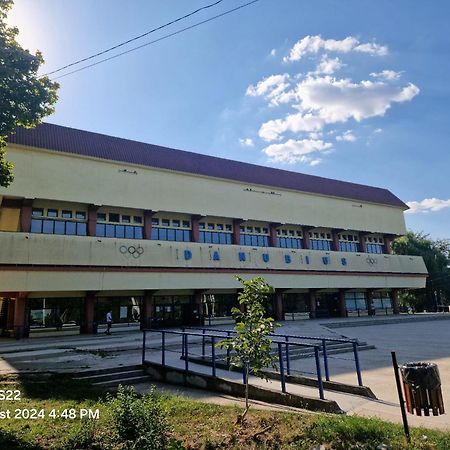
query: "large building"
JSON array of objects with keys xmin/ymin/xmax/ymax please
[{"xmin": 0, "ymin": 123, "xmax": 427, "ymax": 338}]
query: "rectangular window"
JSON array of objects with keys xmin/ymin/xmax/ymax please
[
  {"xmin": 66, "ymin": 221, "xmax": 77, "ymax": 235},
  {"xmin": 133, "ymin": 216, "xmax": 142, "ymax": 224},
  {"xmin": 97, "ymin": 213, "xmax": 107, "ymax": 221},
  {"xmin": 42, "ymin": 220, "xmax": 54, "ymax": 234},
  {"xmin": 32, "ymin": 208, "xmax": 44, "ymax": 217},
  {"xmin": 135, "ymin": 227, "xmax": 143, "ymax": 239},
  {"xmin": 122, "ymin": 215, "xmax": 131, "ymax": 224},
  {"xmin": 161, "ymin": 218, "xmax": 170, "ymax": 227},
  {"xmin": 77, "ymin": 222, "xmax": 87, "ymax": 236},
  {"xmin": 125, "ymin": 225, "xmax": 135, "ymax": 239},
  {"xmin": 31, "ymin": 219, "xmax": 42, "ymax": 233},
  {"xmin": 172, "ymin": 219, "xmax": 180, "ymax": 227},
  {"xmin": 62, "ymin": 210, "xmax": 72, "ymax": 219},
  {"xmin": 54, "ymin": 221, "xmax": 65, "ymax": 235},
  {"xmin": 109, "ymin": 213, "xmax": 120, "ymax": 223},
  {"xmin": 96, "ymin": 223, "xmax": 106, "ymax": 237},
  {"xmin": 207, "ymin": 223, "xmax": 214, "ymax": 230},
  {"xmin": 216, "ymin": 224, "xmax": 223, "ymax": 231},
  {"xmin": 47, "ymin": 209, "xmax": 58, "ymax": 218},
  {"xmin": 182, "ymin": 220, "xmax": 190, "ymax": 228},
  {"xmin": 116, "ymin": 225, "xmax": 125, "ymax": 238},
  {"xmin": 105, "ymin": 224, "xmax": 115, "ymax": 237},
  {"xmin": 75, "ymin": 211, "xmax": 86, "ymax": 220},
  {"xmin": 225, "ymin": 224, "xmax": 232, "ymax": 231},
  {"xmin": 152, "ymin": 218, "xmax": 159, "ymax": 225}
]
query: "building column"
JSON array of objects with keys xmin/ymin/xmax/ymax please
[
  {"xmin": 143, "ymin": 210, "xmax": 153, "ymax": 240},
  {"xmin": 269, "ymin": 223, "xmax": 281, "ymax": 247},
  {"xmin": 81, "ymin": 291, "xmax": 96, "ymax": 334},
  {"xmin": 384, "ymin": 234, "xmax": 394, "ymax": 254},
  {"xmin": 13, "ymin": 293, "xmax": 28, "ymax": 339},
  {"xmin": 302, "ymin": 226, "xmax": 313, "ymax": 249},
  {"xmin": 191, "ymin": 215, "xmax": 202, "ymax": 243},
  {"xmin": 367, "ymin": 289, "xmax": 374, "ymax": 316},
  {"xmin": 20, "ymin": 199, "xmax": 33, "ymax": 233},
  {"xmin": 358, "ymin": 233, "xmax": 367, "ymax": 253},
  {"xmin": 391, "ymin": 289, "xmax": 400, "ymax": 315},
  {"xmin": 87, "ymin": 205, "xmax": 99, "ymax": 236},
  {"xmin": 274, "ymin": 290, "xmax": 284, "ymax": 321},
  {"xmin": 233, "ymin": 219, "xmax": 244, "ymax": 245},
  {"xmin": 194, "ymin": 291, "xmax": 204, "ymax": 325},
  {"xmin": 338, "ymin": 289, "xmax": 347, "ymax": 317},
  {"xmin": 308, "ymin": 290, "xmax": 317, "ymax": 319},
  {"xmin": 141, "ymin": 291, "xmax": 156, "ymax": 330},
  {"xmin": 6, "ymin": 298, "xmax": 15, "ymax": 332},
  {"xmin": 331, "ymin": 229, "xmax": 341, "ymax": 252}
]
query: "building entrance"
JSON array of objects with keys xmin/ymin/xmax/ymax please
[
  {"xmin": 315, "ymin": 292, "xmax": 340, "ymax": 318},
  {"xmin": 152, "ymin": 295, "xmax": 199, "ymax": 328}
]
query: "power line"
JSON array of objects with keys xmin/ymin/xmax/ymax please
[
  {"xmin": 49, "ymin": 0, "xmax": 260, "ymax": 81},
  {"xmin": 41, "ymin": 0, "xmax": 225, "ymax": 77}
]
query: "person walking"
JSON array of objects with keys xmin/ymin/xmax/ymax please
[{"xmin": 105, "ymin": 310, "xmax": 113, "ymax": 335}]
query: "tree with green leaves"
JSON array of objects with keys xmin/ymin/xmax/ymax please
[
  {"xmin": 217, "ymin": 276, "xmax": 280, "ymax": 420},
  {"xmin": 0, "ymin": 0, "xmax": 59, "ymax": 187},
  {"xmin": 392, "ymin": 231, "xmax": 450, "ymax": 311}
]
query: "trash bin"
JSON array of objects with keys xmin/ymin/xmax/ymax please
[{"xmin": 400, "ymin": 362, "xmax": 445, "ymax": 416}]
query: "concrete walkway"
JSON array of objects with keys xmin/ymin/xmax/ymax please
[{"xmin": 1, "ymin": 313, "xmax": 450, "ymax": 430}]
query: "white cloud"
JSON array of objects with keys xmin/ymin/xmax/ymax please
[
  {"xmin": 371, "ymin": 69, "xmax": 402, "ymax": 80},
  {"xmin": 406, "ymin": 198, "xmax": 450, "ymax": 214},
  {"xmin": 336, "ymin": 130, "xmax": 356, "ymax": 142},
  {"xmin": 239, "ymin": 137, "xmax": 254, "ymax": 147},
  {"xmin": 314, "ymin": 55, "xmax": 344, "ymax": 75},
  {"xmin": 284, "ymin": 35, "xmax": 388, "ymax": 62},
  {"xmin": 258, "ymin": 76, "xmax": 419, "ymax": 141},
  {"xmin": 309, "ymin": 159, "xmax": 322, "ymax": 166},
  {"xmin": 263, "ymin": 138, "xmax": 332, "ymax": 164},
  {"xmin": 246, "ymin": 73, "xmax": 292, "ymax": 106},
  {"xmin": 374, "ymin": 128, "xmax": 383, "ymax": 133},
  {"xmin": 270, "ymin": 48, "xmax": 276, "ymax": 57}
]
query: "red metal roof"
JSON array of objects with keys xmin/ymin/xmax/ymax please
[{"xmin": 7, "ymin": 122, "xmax": 407, "ymax": 208}]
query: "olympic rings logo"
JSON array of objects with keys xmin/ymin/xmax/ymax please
[
  {"xmin": 366, "ymin": 257, "xmax": 377, "ymax": 265},
  {"xmin": 119, "ymin": 245, "xmax": 144, "ymax": 258}
]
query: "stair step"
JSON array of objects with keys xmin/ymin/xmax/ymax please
[
  {"xmin": 75, "ymin": 369, "xmax": 144, "ymax": 382},
  {"xmin": 92, "ymin": 375, "xmax": 150, "ymax": 388},
  {"xmin": 74, "ymin": 364, "xmax": 143, "ymax": 377}
]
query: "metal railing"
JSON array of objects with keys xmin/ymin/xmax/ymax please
[
  {"xmin": 183, "ymin": 326, "xmax": 363, "ymax": 386},
  {"xmin": 141, "ymin": 328, "xmax": 326, "ymax": 399}
]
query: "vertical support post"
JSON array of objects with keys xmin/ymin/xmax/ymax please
[
  {"xmin": 384, "ymin": 234, "xmax": 393, "ymax": 254},
  {"xmin": 322, "ymin": 339, "xmax": 330, "ymax": 381},
  {"xmin": 309, "ymin": 290, "xmax": 317, "ymax": 319},
  {"xmin": 226, "ymin": 331, "xmax": 231, "ymax": 367},
  {"xmin": 202, "ymin": 329, "xmax": 206, "ymax": 358},
  {"xmin": 338, "ymin": 289, "xmax": 347, "ymax": 318},
  {"xmin": 191, "ymin": 215, "xmax": 201, "ymax": 242},
  {"xmin": 285, "ymin": 336, "xmax": 290, "ymax": 376},
  {"xmin": 211, "ymin": 336, "xmax": 216, "ymax": 377},
  {"xmin": 353, "ymin": 341, "xmax": 363, "ymax": 386},
  {"xmin": 81, "ymin": 291, "xmax": 96, "ymax": 334},
  {"xmin": 13, "ymin": 293, "xmax": 28, "ymax": 339},
  {"xmin": 184, "ymin": 334, "xmax": 189, "ymax": 373},
  {"xmin": 278, "ymin": 343, "xmax": 287, "ymax": 393},
  {"xmin": 391, "ymin": 289, "xmax": 400, "ymax": 315},
  {"xmin": 161, "ymin": 331, "xmax": 165, "ymax": 367},
  {"xmin": 232, "ymin": 219, "xmax": 243, "ymax": 245},
  {"xmin": 367, "ymin": 289, "xmax": 374, "ymax": 316},
  {"xmin": 314, "ymin": 346, "xmax": 325, "ymax": 400},
  {"xmin": 331, "ymin": 229, "xmax": 340, "ymax": 252},
  {"xmin": 302, "ymin": 226, "xmax": 311, "ymax": 250},
  {"xmin": 87, "ymin": 205, "xmax": 98, "ymax": 236},
  {"xmin": 181, "ymin": 327, "xmax": 185, "ymax": 358},
  {"xmin": 358, "ymin": 233, "xmax": 367, "ymax": 253},
  {"xmin": 143, "ymin": 210, "xmax": 153, "ymax": 240},
  {"xmin": 142, "ymin": 330, "xmax": 146, "ymax": 365},
  {"xmin": 391, "ymin": 351, "xmax": 411, "ymax": 444},
  {"xmin": 20, "ymin": 199, "xmax": 33, "ymax": 233},
  {"xmin": 269, "ymin": 223, "xmax": 279, "ymax": 247},
  {"xmin": 274, "ymin": 290, "xmax": 284, "ymax": 321}
]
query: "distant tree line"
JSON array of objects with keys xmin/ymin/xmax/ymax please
[{"xmin": 392, "ymin": 231, "xmax": 450, "ymax": 311}]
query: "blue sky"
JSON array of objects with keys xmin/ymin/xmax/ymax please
[{"xmin": 8, "ymin": 0, "xmax": 450, "ymax": 239}]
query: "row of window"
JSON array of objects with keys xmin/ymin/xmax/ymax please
[
  {"xmin": 97, "ymin": 213, "xmax": 142, "ymax": 224},
  {"xmin": 345, "ymin": 292, "xmax": 393, "ymax": 311},
  {"xmin": 199, "ymin": 231, "xmax": 233, "ymax": 245},
  {"xmin": 240, "ymin": 226, "xmax": 269, "ymax": 235},
  {"xmin": 277, "ymin": 228, "xmax": 303, "ymax": 237},
  {"xmin": 152, "ymin": 218, "xmax": 191, "ymax": 229},
  {"xmin": 31, "ymin": 219, "xmax": 87, "ymax": 236},
  {"xmin": 199, "ymin": 222, "xmax": 232, "ymax": 232},
  {"xmin": 277, "ymin": 237, "xmax": 303, "ymax": 249},
  {"xmin": 32, "ymin": 208, "xmax": 86, "ymax": 220},
  {"xmin": 240, "ymin": 234, "xmax": 270, "ymax": 247},
  {"xmin": 151, "ymin": 227, "xmax": 191, "ymax": 242},
  {"xmin": 96, "ymin": 224, "xmax": 143, "ymax": 239}
]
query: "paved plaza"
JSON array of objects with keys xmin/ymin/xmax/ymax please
[{"xmin": 1, "ymin": 314, "xmax": 450, "ymax": 430}]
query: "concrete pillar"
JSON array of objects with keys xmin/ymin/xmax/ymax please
[
  {"xmin": 308, "ymin": 290, "xmax": 317, "ymax": 319},
  {"xmin": 391, "ymin": 289, "xmax": 400, "ymax": 315},
  {"xmin": 274, "ymin": 291, "xmax": 284, "ymax": 321},
  {"xmin": 384, "ymin": 235, "xmax": 394, "ymax": 254},
  {"xmin": 358, "ymin": 233, "xmax": 367, "ymax": 253},
  {"xmin": 143, "ymin": 210, "xmax": 153, "ymax": 240},
  {"xmin": 20, "ymin": 199, "xmax": 33, "ymax": 233},
  {"xmin": 194, "ymin": 291, "xmax": 203, "ymax": 325},
  {"xmin": 87, "ymin": 205, "xmax": 98, "ymax": 236},
  {"xmin": 81, "ymin": 291, "xmax": 96, "ymax": 334},
  {"xmin": 6, "ymin": 298, "xmax": 15, "ymax": 331},
  {"xmin": 269, "ymin": 223, "xmax": 280, "ymax": 247},
  {"xmin": 13, "ymin": 293, "xmax": 28, "ymax": 339},
  {"xmin": 367, "ymin": 289, "xmax": 374, "ymax": 316},
  {"xmin": 191, "ymin": 215, "xmax": 201, "ymax": 243},
  {"xmin": 331, "ymin": 229, "xmax": 341, "ymax": 252},
  {"xmin": 338, "ymin": 289, "xmax": 347, "ymax": 317},
  {"xmin": 141, "ymin": 291, "xmax": 155, "ymax": 329},
  {"xmin": 233, "ymin": 219, "xmax": 244, "ymax": 245},
  {"xmin": 302, "ymin": 226, "xmax": 312, "ymax": 249}
]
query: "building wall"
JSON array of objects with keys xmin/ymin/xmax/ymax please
[{"xmin": 1, "ymin": 144, "xmax": 407, "ymax": 235}]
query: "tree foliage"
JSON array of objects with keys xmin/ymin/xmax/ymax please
[
  {"xmin": 0, "ymin": 0, "xmax": 59, "ymax": 187},
  {"xmin": 392, "ymin": 231, "xmax": 450, "ymax": 310},
  {"xmin": 217, "ymin": 276, "xmax": 280, "ymax": 416}
]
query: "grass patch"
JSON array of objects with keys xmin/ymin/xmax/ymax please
[{"xmin": 0, "ymin": 374, "xmax": 449, "ymax": 449}]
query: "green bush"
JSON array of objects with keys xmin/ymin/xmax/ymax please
[
  {"xmin": 62, "ymin": 420, "xmax": 96, "ymax": 450},
  {"xmin": 106, "ymin": 385, "xmax": 177, "ymax": 450}
]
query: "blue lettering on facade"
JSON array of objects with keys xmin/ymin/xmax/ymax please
[
  {"xmin": 284, "ymin": 254, "xmax": 291, "ymax": 264},
  {"xmin": 184, "ymin": 250, "xmax": 192, "ymax": 260},
  {"xmin": 262, "ymin": 253, "xmax": 270, "ymax": 263},
  {"xmin": 341, "ymin": 257, "xmax": 347, "ymax": 266},
  {"xmin": 213, "ymin": 251, "xmax": 220, "ymax": 261},
  {"xmin": 238, "ymin": 252, "xmax": 246, "ymax": 262},
  {"xmin": 322, "ymin": 256, "xmax": 329, "ymax": 265}
]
